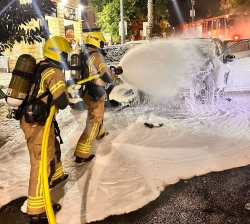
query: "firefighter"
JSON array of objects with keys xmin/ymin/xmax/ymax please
[
  {"xmin": 74, "ymin": 32, "xmax": 123, "ymax": 164},
  {"xmin": 20, "ymin": 36, "xmax": 72, "ymax": 223}
]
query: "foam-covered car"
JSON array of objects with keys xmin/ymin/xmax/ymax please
[
  {"xmin": 177, "ymin": 38, "xmax": 250, "ymax": 104},
  {"xmin": 217, "ymin": 39, "xmax": 250, "ymax": 92},
  {"xmin": 68, "ymin": 38, "xmax": 250, "ymax": 109}
]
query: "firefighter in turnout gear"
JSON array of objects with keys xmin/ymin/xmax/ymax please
[
  {"xmin": 20, "ymin": 36, "xmax": 72, "ymax": 223},
  {"xmin": 74, "ymin": 32, "xmax": 123, "ymax": 164}
]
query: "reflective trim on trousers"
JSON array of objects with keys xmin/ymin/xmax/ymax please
[
  {"xmin": 28, "ymin": 158, "xmax": 44, "ymax": 211},
  {"xmin": 51, "ymin": 165, "xmax": 63, "ymax": 182},
  {"xmin": 76, "ymin": 123, "xmax": 99, "ymax": 155},
  {"xmin": 75, "ymin": 142, "xmax": 91, "ymax": 154},
  {"xmin": 97, "ymin": 123, "xmax": 105, "ymax": 137},
  {"xmin": 27, "ymin": 195, "xmax": 44, "ymax": 209},
  {"xmin": 35, "ymin": 160, "xmax": 43, "ymax": 199}
]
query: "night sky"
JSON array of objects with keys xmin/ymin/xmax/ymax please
[
  {"xmin": 80, "ymin": 0, "xmax": 221, "ymax": 27},
  {"xmin": 167, "ymin": 0, "xmax": 221, "ymax": 26}
]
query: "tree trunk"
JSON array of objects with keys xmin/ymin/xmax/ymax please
[{"xmin": 147, "ymin": 0, "xmax": 153, "ymax": 40}]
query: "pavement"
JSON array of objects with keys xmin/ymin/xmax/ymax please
[
  {"xmin": 0, "ymin": 73, "xmax": 20, "ymax": 148},
  {"xmin": 0, "ymin": 72, "xmax": 11, "ymax": 88}
]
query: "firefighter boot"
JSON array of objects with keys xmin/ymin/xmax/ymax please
[
  {"xmin": 28, "ymin": 204, "xmax": 61, "ymax": 223},
  {"xmin": 49, "ymin": 173, "xmax": 70, "ymax": 190},
  {"xmin": 75, "ymin": 154, "xmax": 95, "ymax": 166}
]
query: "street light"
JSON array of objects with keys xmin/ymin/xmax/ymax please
[{"xmin": 191, "ymin": 0, "xmax": 195, "ymax": 23}]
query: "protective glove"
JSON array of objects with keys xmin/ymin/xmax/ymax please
[{"xmin": 116, "ymin": 66, "xmax": 123, "ymax": 75}]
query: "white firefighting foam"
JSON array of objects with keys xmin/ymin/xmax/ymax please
[
  {"xmin": 1, "ymin": 96, "xmax": 250, "ymax": 224},
  {"xmin": 120, "ymin": 39, "xmax": 215, "ymax": 99}
]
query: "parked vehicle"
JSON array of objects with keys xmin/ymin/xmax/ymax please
[
  {"xmin": 217, "ymin": 38, "xmax": 250, "ymax": 92},
  {"xmin": 107, "ymin": 38, "xmax": 228, "ymax": 105},
  {"xmin": 183, "ymin": 38, "xmax": 250, "ymax": 104}
]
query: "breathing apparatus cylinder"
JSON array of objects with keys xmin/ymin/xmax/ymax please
[
  {"xmin": 6, "ymin": 54, "xmax": 36, "ymax": 108},
  {"xmin": 67, "ymin": 54, "xmax": 82, "ymax": 89},
  {"xmin": 67, "ymin": 54, "xmax": 84, "ymax": 109},
  {"xmin": 70, "ymin": 54, "xmax": 82, "ymax": 81}
]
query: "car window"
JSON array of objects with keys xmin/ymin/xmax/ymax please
[
  {"xmin": 223, "ymin": 40, "xmax": 250, "ymax": 59},
  {"xmin": 228, "ymin": 41, "xmax": 249, "ymax": 53},
  {"xmin": 225, "ymin": 41, "xmax": 236, "ymax": 49}
]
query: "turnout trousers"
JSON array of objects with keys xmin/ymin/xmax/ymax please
[
  {"xmin": 20, "ymin": 116, "xmax": 64, "ymax": 215},
  {"xmin": 75, "ymin": 93, "xmax": 106, "ymax": 159}
]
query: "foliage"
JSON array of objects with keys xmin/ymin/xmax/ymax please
[
  {"xmin": 90, "ymin": 0, "xmax": 169, "ymax": 41},
  {"xmin": 154, "ymin": 0, "xmax": 170, "ymax": 18},
  {"xmin": 220, "ymin": 0, "xmax": 250, "ymax": 13},
  {"xmin": 88, "ymin": 0, "xmax": 109, "ymax": 13},
  {"xmin": 95, "ymin": 1, "xmax": 121, "ymax": 41},
  {"xmin": 129, "ymin": 19, "xmax": 143, "ymax": 40},
  {"xmin": 0, "ymin": 0, "xmax": 57, "ymax": 54},
  {"xmin": 158, "ymin": 20, "xmax": 171, "ymax": 35}
]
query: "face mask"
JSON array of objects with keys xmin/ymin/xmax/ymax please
[{"xmin": 60, "ymin": 52, "xmax": 70, "ymax": 70}]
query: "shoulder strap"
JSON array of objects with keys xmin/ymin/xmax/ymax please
[
  {"xmin": 30, "ymin": 60, "xmax": 47, "ymax": 83},
  {"xmin": 77, "ymin": 51, "xmax": 97, "ymax": 82},
  {"xmin": 29, "ymin": 62, "xmax": 57, "ymax": 102},
  {"xmin": 84, "ymin": 50, "xmax": 97, "ymax": 60}
]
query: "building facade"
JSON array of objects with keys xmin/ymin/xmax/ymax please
[{"xmin": 5, "ymin": 0, "xmax": 84, "ymax": 72}]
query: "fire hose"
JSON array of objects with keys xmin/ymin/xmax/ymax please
[
  {"xmin": 42, "ymin": 66, "xmax": 120, "ymax": 223},
  {"xmin": 67, "ymin": 75, "xmax": 99, "ymax": 91},
  {"xmin": 41, "ymin": 105, "xmax": 57, "ymax": 224},
  {"xmin": 67, "ymin": 66, "xmax": 120, "ymax": 91},
  {"xmin": 44, "ymin": 74, "xmax": 103, "ymax": 223}
]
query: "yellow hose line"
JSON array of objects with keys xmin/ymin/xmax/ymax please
[
  {"xmin": 67, "ymin": 75, "xmax": 99, "ymax": 91},
  {"xmin": 41, "ymin": 105, "xmax": 57, "ymax": 224}
]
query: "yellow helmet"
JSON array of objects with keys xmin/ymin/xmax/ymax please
[
  {"xmin": 43, "ymin": 36, "xmax": 72, "ymax": 63},
  {"xmin": 86, "ymin": 32, "xmax": 106, "ymax": 49}
]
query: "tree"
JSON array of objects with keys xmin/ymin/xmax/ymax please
[
  {"xmin": 220, "ymin": 0, "xmax": 250, "ymax": 13},
  {"xmin": 233, "ymin": 0, "xmax": 250, "ymax": 12},
  {"xmin": 147, "ymin": 0, "xmax": 153, "ymax": 39},
  {"xmin": 0, "ymin": 0, "xmax": 57, "ymax": 54},
  {"xmin": 95, "ymin": 0, "xmax": 144, "ymax": 41},
  {"xmin": 95, "ymin": 1, "xmax": 122, "ymax": 41},
  {"xmin": 88, "ymin": 0, "xmax": 109, "ymax": 13},
  {"xmin": 89, "ymin": 0, "xmax": 169, "ymax": 41}
]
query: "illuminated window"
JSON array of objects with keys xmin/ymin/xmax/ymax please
[{"xmin": 19, "ymin": 0, "xmax": 31, "ymax": 3}]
